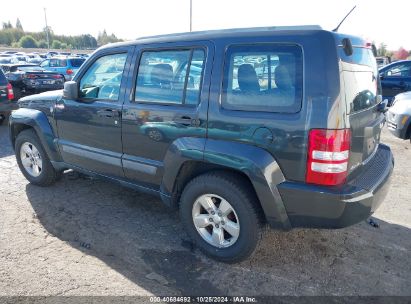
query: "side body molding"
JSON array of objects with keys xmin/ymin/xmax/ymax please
[{"xmin": 9, "ymin": 108, "xmax": 62, "ymax": 162}]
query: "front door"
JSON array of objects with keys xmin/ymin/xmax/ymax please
[
  {"xmin": 55, "ymin": 48, "xmax": 133, "ymax": 177},
  {"xmin": 121, "ymin": 42, "xmax": 213, "ymax": 188}
]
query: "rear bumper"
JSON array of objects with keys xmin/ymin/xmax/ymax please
[{"xmin": 278, "ymin": 144, "xmax": 394, "ymax": 229}]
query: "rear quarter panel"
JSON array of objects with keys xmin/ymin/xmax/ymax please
[{"xmin": 207, "ymin": 31, "xmax": 342, "ymax": 182}]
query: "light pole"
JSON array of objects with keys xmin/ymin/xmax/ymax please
[
  {"xmin": 44, "ymin": 8, "xmax": 50, "ymax": 49},
  {"xmin": 189, "ymin": 0, "xmax": 192, "ymax": 32}
]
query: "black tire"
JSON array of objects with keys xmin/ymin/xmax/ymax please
[
  {"xmin": 0, "ymin": 113, "xmax": 5, "ymax": 125},
  {"xmin": 179, "ymin": 172, "xmax": 264, "ymax": 263},
  {"xmin": 15, "ymin": 129, "xmax": 60, "ymax": 186}
]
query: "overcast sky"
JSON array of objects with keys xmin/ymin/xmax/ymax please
[{"xmin": 1, "ymin": 0, "xmax": 410, "ymax": 50}]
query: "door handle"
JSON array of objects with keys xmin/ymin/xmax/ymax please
[
  {"xmin": 174, "ymin": 116, "xmax": 200, "ymax": 127},
  {"xmin": 97, "ymin": 109, "xmax": 120, "ymax": 118}
]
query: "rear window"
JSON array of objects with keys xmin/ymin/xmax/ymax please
[
  {"xmin": 0, "ymin": 69, "xmax": 7, "ymax": 85},
  {"xmin": 221, "ymin": 44, "xmax": 303, "ymax": 113},
  {"xmin": 69, "ymin": 58, "xmax": 85, "ymax": 68}
]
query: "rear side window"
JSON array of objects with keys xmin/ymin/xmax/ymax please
[
  {"xmin": 69, "ymin": 58, "xmax": 85, "ymax": 68},
  {"xmin": 222, "ymin": 44, "xmax": 303, "ymax": 113},
  {"xmin": 135, "ymin": 48, "xmax": 205, "ymax": 105},
  {"xmin": 58, "ymin": 59, "xmax": 67, "ymax": 67}
]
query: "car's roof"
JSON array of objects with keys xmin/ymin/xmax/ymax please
[
  {"xmin": 99, "ymin": 25, "xmax": 325, "ymax": 50},
  {"xmin": 379, "ymin": 60, "xmax": 411, "ymax": 71}
]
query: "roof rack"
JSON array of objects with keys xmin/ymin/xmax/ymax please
[{"xmin": 136, "ymin": 25, "xmax": 323, "ymax": 40}]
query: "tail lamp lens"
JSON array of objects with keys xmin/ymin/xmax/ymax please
[
  {"xmin": 7, "ymin": 83, "xmax": 14, "ymax": 100},
  {"xmin": 306, "ymin": 129, "xmax": 351, "ymax": 186}
]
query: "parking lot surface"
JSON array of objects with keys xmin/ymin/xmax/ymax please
[{"xmin": 0, "ymin": 121, "xmax": 410, "ymax": 296}]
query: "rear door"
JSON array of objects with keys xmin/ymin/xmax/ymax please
[
  {"xmin": 121, "ymin": 41, "xmax": 213, "ymax": 188},
  {"xmin": 340, "ymin": 45, "xmax": 385, "ymax": 177}
]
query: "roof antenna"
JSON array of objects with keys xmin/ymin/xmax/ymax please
[{"xmin": 333, "ymin": 5, "xmax": 357, "ymax": 32}]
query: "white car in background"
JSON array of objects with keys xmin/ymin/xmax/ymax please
[{"xmin": 387, "ymin": 91, "xmax": 411, "ymax": 142}]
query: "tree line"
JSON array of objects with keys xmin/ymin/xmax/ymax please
[
  {"xmin": 376, "ymin": 43, "xmax": 410, "ymax": 61},
  {"xmin": 0, "ymin": 19, "xmax": 122, "ymax": 50}
]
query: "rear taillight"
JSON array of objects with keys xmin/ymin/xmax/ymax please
[
  {"xmin": 6, "ymin": 83, "xmax": 14, "ymax": 100},
  {"xmin": 66, "ymin": 69, "xmax": 73, "ymax": 75},
  {"xmin": 53, "ymin": 74, "xmax": 63, "ymax": 79},
  {"xmin": 306, "ymin": 129, "xmax": 351, "ymax": 186},
  {"xmin": 24, "ymin": 74, "xmax": 37, "ymax": 79}
]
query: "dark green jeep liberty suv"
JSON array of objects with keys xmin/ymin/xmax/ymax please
[{"xmin": 9, "ymin": 26, "xmax": 394, "ymax": 262}]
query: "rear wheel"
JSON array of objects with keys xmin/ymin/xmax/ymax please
[
  {"xmin": 0, "ymin": 113, "xmax": 5, "ymax": 125},
  {"xmin": 180, "ymin": 172, "xmax": 263, "ymax": 263},
  {"xmin": 15, "ymin": 129, "xmax": 60, "ymax": 186}
]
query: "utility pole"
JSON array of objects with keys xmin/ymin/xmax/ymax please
[
  {"xmin": 189, "ymin": 0, "xmax": 192, "ymax": 32},
  {"xmin": 44, "ymin": 8, "xmax": 50, "ymax": 50}
]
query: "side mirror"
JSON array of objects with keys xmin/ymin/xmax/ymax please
[{"xmin": 63, "ymin": 81, "xmax": 78, "ymax": 100}]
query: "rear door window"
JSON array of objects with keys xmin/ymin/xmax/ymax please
[
  {"xmin": 221, "ymin": 44, "xmax": 303, "ymax": 113},
  {"xmin": 134, "ymin": 48, "xmax": 205, "ymax": 105}
]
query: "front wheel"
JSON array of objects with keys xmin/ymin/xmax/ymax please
[
  {"xmin": 180, "ymin": 172, "xmax": 263, "ymax": 263},
  {"xmin": 15, "ymin": 129, "xmax": 60, "ymax": 186}
]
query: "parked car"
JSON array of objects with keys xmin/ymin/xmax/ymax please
[
  {"xmin": 9, "ymin": 26, "xmax": 393, "ymax": 263},
  {"xmin": 0, "ymin": 57, "xmax": 18, "ymax": 65},
  {"xmin": 14, "ymin": 55, "xmax": 30, "ymax": 63},
  {"xmin": 2, "ymin": 64, "xmax": 64, "ymax": 100},
  {"xmin": 379, "ymin": 60, "xmax": 411, "ymax": 105},
  {"xmin": 387, "ymin": 91, "xmax": 411, "ymax": 141},
  {"xmin": 45, "ymin": 51, "xmax": 59, "ymax": 58},
  {"xmin": 0, "ymin": 68, "xmax": 15, "ymax": 125},
  {"xmin": 376, "ymin": 56, "xmax": 391, "ymax": 68},
  {"xmin": 40, "ymin": 57, "xmax": 86, "ymax": 81},
  {"xmin": 28, "ymin": 57, "xmax": 44, "ymax": 64}
]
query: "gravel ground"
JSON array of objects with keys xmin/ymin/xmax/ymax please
[{"xmin": 0, "ymin": 120, "xmax": 410, "ymax": 297}]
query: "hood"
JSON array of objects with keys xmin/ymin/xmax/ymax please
[
  {"xmin": 18, "ymin": 89, "xmax": 63, "ymax": 109},
  {"xmin": 393, "ymin": 91, "xmax": 411, "ymax": 102}
]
